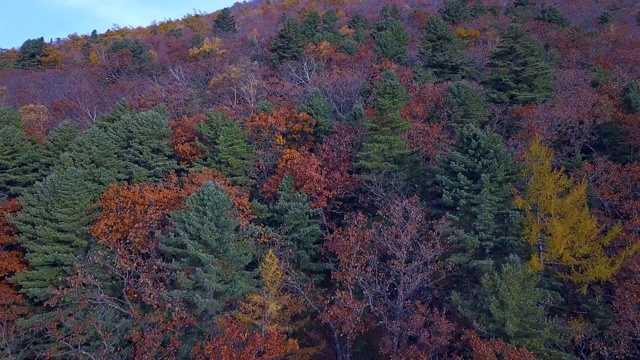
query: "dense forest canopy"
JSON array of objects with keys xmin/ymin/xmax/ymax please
[{"xmin": 2, "ymin": 0, "xmax": 640, "ymax": 358}]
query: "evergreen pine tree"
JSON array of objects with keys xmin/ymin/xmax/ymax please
[
  {"xmin": 301, "ymin": 90, "xmax": 334, "ymax": 136},
  {"xmin": 536, "ymin": 6, "xmax": 570, "ymax": 27},
  {"xmin": 372, "ymin": 7, "xmax": 409, "ymax": 62},
  {"xmin": 160, "ymin": 182, "xmax": 256, "ymax": 319},
  {"xmin": 439, "ymin": 0, "xmax": 472, "ymax": 23},
  {"xmin": 433, "ymin": 126, "xmax": 519, "ymax": 271},
  {"xmin": 0, "ymin": 125, "xmax": 42, "ymax": 200},
  {"xmin": 196, "ymin": 111, "xmax": 255, "ymax": 187},
  {"xmin": 623, "ymin": 81, "xmax": 640, "ymax": 114},
  {"xmin": 419, "ymin": 16, "xmax": 477, "ymax": 81},
  {"xmin": 507, "ymin": 0, "xmax": 537, "ymax": 22},
  {"xmin": 446, "ymin": 81, "xmax": 488, "ymax": 127},
  {"xmin": 347, "ymin": 13, "xmax": 370, "ymax": 43},
  {"xmin": 356, "ymin": 71, "xmax": 419, "ymax": 178},
  {"xmin": 214, "ymin": 8, "xmax": 237, "ymax": 34},
  {"xmin": 270, "ymin": 17, "xmax": 303, "ymax": 64},
  {"xmin": 271, "ymin": 176, "xmax": 325, "ymax": 282},
  {"xmin": 485, "ymin": 25, "xmax": 553, "ymax": 105},
  {"xmin": 15, "ymin": 37, "xmax": 45, "ymax": 69},
  {"xmin": 41, "ymin": 122, "xmax": 78, "ymax": 175},
  {"xmin": 301, "ymin": 11, "xmax": 321, "ymax": 42},
  {"xmin": 63, "ymin": 108, "xmax": 176, "ymax": 186},
  {"xmin": 10, "ymin": 167, "xmax": 97, "ymax": 303},
  {"xmin": 0, "ymin": 107, "xmax": 22, "ymax": 128},
  {"xmin": 320, "ymin": 10, "xmax": 341, "ymax": 44},
  {"xmin": 454, "ymin": 257, "xmax": 570, "ymax": 359}
]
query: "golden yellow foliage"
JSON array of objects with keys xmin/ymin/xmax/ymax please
[
  {"xmin": 280, "ymin": 0, "xmax": 300, "ymax": 10},
  {"xmin": 236, "ymin": 250, "xmax": 301, "ymax": 335},
  {"xmin": 180, "ymin": 14, "xmax": 212, "ymax": 34},
  {"xmin": 148, "ymin": 49, "xmax": 158, "ymax": 65},
  {"xmin": 0, "ymin": 86, "xmax": 7, "ymax": 108},
  {"xmin": 189, "ymin": 37, "xmax": 226, "ymax": 59},
  {"xmin": 339, "ymin": 25, "xmax": 356, "ymax": 37},
  {"xmin": 88, "ymin": 52, "xmax": 100, "ymax": 66},
  {"xmin": 19, "ymin": 104, "xmax": 49, "ymax": 142},
  {"xmin": 156, "ymin": 19, "xmax": 180, "ymax": 34},
  {"xmin": 514, "ymin": 135, "xmax": 639, "ymax": 291},
  {"xmin": 454, "ymin": 27, "xmax": 481, "ymax": 42},
  {"xmin": 37, "ymin": 44, "xmax": 64, "ymax": 69}
]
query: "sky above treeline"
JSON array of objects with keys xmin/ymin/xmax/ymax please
[{"xmin": 0, "ymin": 0, "xmax": 239, "ymax": 49}]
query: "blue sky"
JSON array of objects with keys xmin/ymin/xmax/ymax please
[{"xmin": 0, "ymin": 0, "xmax": 239, "ymax": 49}]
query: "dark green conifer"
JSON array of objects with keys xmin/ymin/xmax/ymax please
[
  {"xmin": 536, "ymin": 6, "xmax": 570, "ymax": 27},
  {"xmin": 446, "ymin": 81, "xmax": 487, "ymax": 127},
  {"xmin": 356, "ymin": 71, "xmax": 417, "ymax": 176},
  {"xmin": 11, "ymin": 167, "xmax": 97, "ymax": 303},
  {"xmin": 454, "ymin": 257, "xmax": 570, "ymax": 359},
  {"xmin": 214, "ymin": 8, "xmax": 237, "ymax": 34},
  {"xmin": 347, "ymin": 13, "xmax": 370, "ymax": 42},
  {"xmin": 485, "ymin": 25, "xmax": 553, "ymax": 105},
  {"xmin": 41, "ymin": 122, "xmax": 78, "ymax": 175},
  {"xmin": 64, "ymin": 108, "xmax": 176, "ymax": 186},
  {"xmin": 196, "ymin": 111, "xmax": 255, "ymax": 187},
  {"xmin": 301, "ymin": 10, "xmax": 321, "ymax": 42},
  {"xmin": 270, "ymin": 17, "xmax": 303, "ymax": 64},
  {"xmin": 420, "ymin": 16, "xmax": 477, "ymax": 81},
  {"xmin": 160, "ymin": 182, "xmax": 256, "ymax": 319},
  {"xmin": 372, "ymin": 7, "xmax": 409, "ymax": 62},
  {"xmin": 15, "ymin": 37, "xmax": 45, "ymax": 69},
  {"xmin": 623, "ymin": 81, "xmax": 640, "ymax": 114},
  {"xmin": 0, "ymin": 118, "xmax": 42, "ymax": 200},
  {"xmin": 439, "ymin": 0, "xmax": 472, "ymax": 23},
  {"xmin": 432, "ymin": 126, "xmax": 519, "ymax": 271},
  {"xmin": 302, "ymin": 89, "xmax": 334, "ymax": 136},
  {"xmin": 272, "ymin": 176, "xmax": 325, "ymax": 281}
]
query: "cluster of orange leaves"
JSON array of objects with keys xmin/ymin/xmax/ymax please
[
  {"xmin": 170, "ymin": 113, "xmax": 207, "ymax": 162},
  {"xmin": 262, "ymin": 123, "xmax": 359, "ymax": 209},
  {"xmin": 464, "ymin": 331, "xmax": 535, "ymax": 360},
  {"xmin": 19, "ymin": 104, "xmax": 49, "ymax": 144},
  {"xmin": 91, "ymin": 168, "xmax": 253, "ymax": 264},
  {"xmin": 245, "ymin": 107, "xmax": 316, "ymax": 149},
  {"xmin": 0, "ymin": 199, "xmax": 28, "ymax": 341},
  {"xmin": 191, "ymin": 315, "xmax": 298, "ymax": 360}
]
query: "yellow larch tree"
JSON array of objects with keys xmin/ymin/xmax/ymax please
[
  {"xmin": 236, "ymin": 249, "xmax": 301, "ymax": 336},
  {"xmin": 514, "ymin": 135, "xmax": 639, "ymax": 291}
]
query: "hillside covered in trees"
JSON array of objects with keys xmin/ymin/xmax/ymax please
[{"xmin": 3, "ymin": 0, "xmax": 640, "ymax": 358}]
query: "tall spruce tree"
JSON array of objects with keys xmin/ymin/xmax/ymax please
[
  {"xmin": 420, "ymin": 16, "xmax": 477, "ymax": 81},
  {"xmin": 372, "ymin": 7, "xmax": 409, "ymax": 62},
  {"xmin": 270, "ymin": 17, "xmax": 303, "ymax": 64},
  {"xmin": 271, "ymin": 176, "xmax": 325, "ymax": 282},
  {"xmin": 214, "ymin": 8, "xmax": 237, "ymax": 34},
  {"xmin": 356, "ymin": 71, "xmax": 419, "ymax": 180},
  {"xmin": 485, "ymin": 25, "xmax": 553, "ymax": 105},
  {"xmin": 454, "ymin": 257, "xmax": 570, "ymax": 359},
  {"xmin": 40, "ymin": 122, "xmax": 78, "ymax": 175},
  {"xmin": 196, "ymin": 111, "xmax": 255, "ymax": 187},
  {"xmin": 0, "ymin": 113, "xmax": 43, "ymax": 200},
  {"xmin": 63, "ymin": 107, "xmax": 176, "ymax": 187},
  {"xmin": 10, "ymin": 167, "xmax": 97, "ymax": 303},
  {"xmin": 160, "ymin": 182, "xmax": 256, "ymax": 320},
  {"xmin": 302, "ymin": 89, "xmax": 334, "ymax": 136},
  {"xmin": 15, "ymin": 37, "xmax": 45, "ymax": 69},
  {"xmin": 301, "ymin": 10, "xmax": 322, "ymax": 42},
  {"xmin": 432, "ymin": 126, "xmax": 519, "ymax": 272},
  {"xmin": 446, "ymin": 81, "xmax": 488, "ymax": 127}
]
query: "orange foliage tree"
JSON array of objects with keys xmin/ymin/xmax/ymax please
[
  {"xmin": 170, "ymin": 113, "xmax": 208, "ymax": 162},
  {"xmin": 18, "ymin": 104, "xmax": 49, "ymax": 143},
  {"xmin": 0, "ymin": 199, "xmax": 28, "ymax": 357}
]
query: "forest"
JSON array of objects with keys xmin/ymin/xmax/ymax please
[{"xmin": 2, "ymin": 0, "xmax": 640, "ymax": 358}]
